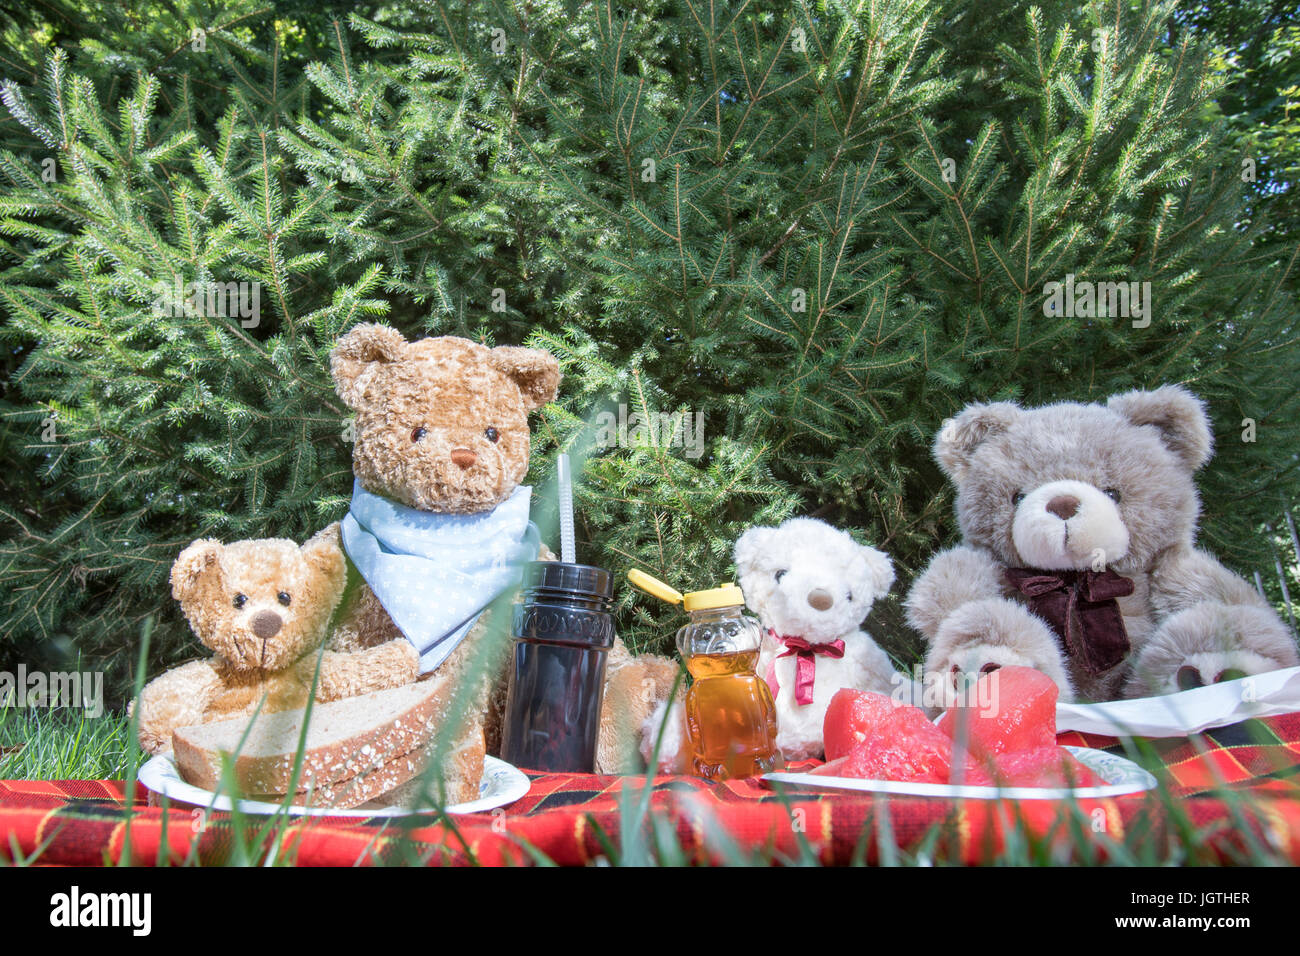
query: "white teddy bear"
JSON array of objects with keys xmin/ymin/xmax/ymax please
[
  {"xmin": 736, "ymin": 517, "xmax": 914, "ymax": 761},
  {"xmin": 642, "ymin": 517, "xmax": 915, "ymax": 769}
]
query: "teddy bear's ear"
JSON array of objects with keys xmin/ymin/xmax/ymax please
[
  {"xmin": 934, "ymin": 401, "xmax": 1022, "ymax": 482},
  {"xmin": 856, "ymin": 544, "xmax": 895, "ymax": 600},
  {"xmin": 1107, "ymin": 385, "xmax": 1213, "ymax": 471},
  {"xmin": 734, "ymin": 526, "xmax": 777, "ymax": 590},
  {"xmin": 300, "ymin": 522, "xmax": 346, "ymax": 591},
  {"xmin": 330, "ymin": 324, "xmax": 408, "ymax": 410},
  {"xmin": 489, "ymin": 346, "xmax": 562, "ymax": 411},
  {"xmin": 170, "ymin": 539, "xmax": 224, "ymax": 605}
]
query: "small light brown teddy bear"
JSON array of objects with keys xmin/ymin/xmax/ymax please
[
  {"xmin": 133, "ymin": 524, "xmax": 418, "ymax": 755},
  {"xmin": 325, "ymin": 324, "xmax": 676, "ymax": 773},
  {"xmin": 905, "ymin": 385, "xmax": 1300, "ymax": 704}
]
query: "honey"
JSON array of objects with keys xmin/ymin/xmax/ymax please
[
  {"xmin": 627, "ymin": 571, "xmax": 782, "ymax": 781},
  {"xmin": 683, "ymin": 649, "xmax": 778, "ymax": 779}
]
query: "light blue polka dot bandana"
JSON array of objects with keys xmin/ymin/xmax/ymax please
[{"xmin": 340, "ymin": 480, "xmax": 540, "ymax": 673}]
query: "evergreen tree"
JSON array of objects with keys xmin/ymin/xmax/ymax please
[
  {"xmin": 1177, "ymin": 0, "xmax": 1300, "ymax": 255},
  {"xmin": 2, "ymin": 0, "xmax": 1298, "ymax": 701}
]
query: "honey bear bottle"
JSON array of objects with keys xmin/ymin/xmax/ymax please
[{"xmin": 629, "ymin": 571, "xmax": 778, "ymax": 780}]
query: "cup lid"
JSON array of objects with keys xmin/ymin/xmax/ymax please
[{"xmin": 521, "ymin": 561, "xmax": 614, "ymax": 599}]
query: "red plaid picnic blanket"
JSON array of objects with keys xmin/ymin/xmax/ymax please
[{"xmin": 4, "ymin": 713, "xmax": 1300, "ymax": 866}]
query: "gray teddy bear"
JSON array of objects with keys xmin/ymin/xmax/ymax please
[{"xmin": 905, "ymin": 385, "xmax": 1299, "ymax": 703}]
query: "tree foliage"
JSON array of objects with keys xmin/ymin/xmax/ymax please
[{"xmin": 1, "ymin": 0, "xmax": 1297, "ymax": 700}]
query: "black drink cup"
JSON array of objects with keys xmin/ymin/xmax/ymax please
[{"xmin": 501, "ymin": 561, "xmax": 616, "ymax": 772}]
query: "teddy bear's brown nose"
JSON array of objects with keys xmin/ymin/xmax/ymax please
[
  {"xmin": 251, "ymin": 611, "xmax": 282, "ymax": 640},
  {"xmin": 450, "ymin": 448, "xmax": 477, "ymax": 469},
  {"xmin": 1045, "ymin": 495, "xmax": 1080, "ymax": 520},
  {"xmin": 807, "ymin": 588, "xmax": 834, "ymax": 611}
]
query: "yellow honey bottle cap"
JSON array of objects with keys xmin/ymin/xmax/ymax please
[
  {"xmin": 627, "ymin": 568, "xmax": 684, "ymax": 605},
  {"xmin": 682, "ymin": 583, "xmax": 745, "ymax": 612}
]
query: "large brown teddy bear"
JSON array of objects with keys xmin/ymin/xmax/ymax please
[
  {"xmin": 905, "ymin": 385, "xmax": 1300, "ymax": 704},
  {"xmin": 326, "ymin": 324, "xmax": 675, "ymax": 773},
  {"xmin": 133, "ymin": 524, "xmax": 418, "ymax": 755}
]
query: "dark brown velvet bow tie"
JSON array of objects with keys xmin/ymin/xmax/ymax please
[{"xmin": 1003, "ymin": 568, "xmax": 1135, "ymax": 675}]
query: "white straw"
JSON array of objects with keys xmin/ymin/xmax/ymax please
[{"xmin": 557, "ymin": 452, "xmax": 576, "ymax": 565}]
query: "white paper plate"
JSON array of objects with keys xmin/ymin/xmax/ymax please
[
  {"xmin": 761, "ymin": 746, "xmax": 1157, "ymax": 800},
  {"xmin": 138, "ymin": 753, "xmax": 530, "ymax": 818},
  {"xmin": 1055, "ymin": 666, "xmax": 1300, "ymax": 737}
]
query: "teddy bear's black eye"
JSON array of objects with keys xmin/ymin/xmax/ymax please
[
  {"xmin": 412, "ymin": 427, "xmax": 427, "ymax": 443},
  {"xmin": 1104, "ymin": 487, "xmax": 1122, "ymax": 503},
  {"xmin": 1012, "ymin": 490, "xmax": 1026, "ymax": 506},
  {"xmin": 485, "ymin": 427, "xmax": 499, "ymax": 443},
  {"xmin": 233, "ymin": 593, "xmax": 247, "ymax": 609},
  {"xmin": 774, "ymin": 569, "xmax": 787, "ymax": 582},
  {"xmin": 278, "ymin": 591, "xmax": 291, "ymax": 606}
]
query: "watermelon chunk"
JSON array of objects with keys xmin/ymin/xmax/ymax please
[
  {"xmin": 808, "ymin": 756, "xmax": 850, "ymax": 777},
  {"xmin": 950, "ymin": 757, "xmax": 995, "ymax": 787},
  {"xmin": 814, "ymin": 677, "xmax": 1089, "ymax": 789},
  {"xmin": 823, "ymin": 688, "xmax": 937, "ymax": 761},
  {"xmin": 990, "ymin": 747, "xmax": 1104, "ymax": 788},
  {"xmin": 811, "ymin": 746, "xmax": 1006, "ymax": 786},
  {"xmin": 942, "ymin": 666, "xmax": 1058, "ymax": 758},
  {"xmin": 838, "ymin": 733, "xmax": 952, "ymax": 784},
  {"xmin": 820, "ymin": 690, "xmax": 957, "ymax": 782}
]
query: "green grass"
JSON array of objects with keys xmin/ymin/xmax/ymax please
[{"xmin": 0, "ymin": 705, "xmax": 131, "ymax": 779}]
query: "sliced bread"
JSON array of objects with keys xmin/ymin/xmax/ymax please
[
  {"xmin": 364, "ymin": 717, "xmax": 486, "ymax": 809},
  {"xmin": 173, "ymin": 676, "xmax": 467, "ymax": 796},
  {"xmin": 250, "ymin": 745, "xmax": 429, "ymax": 809},
  {"xmin": 256, "ymin": 720, "xmax": 486, "ymax": 810}
]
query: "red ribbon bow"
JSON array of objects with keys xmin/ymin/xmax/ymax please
[
  {"xmin": 770, "ymin": 630, "xmax": 845, "ymax": 706},
  {"xmin": 1003, "ymin": 567, "xmax": 1135, "ymax": 675}
]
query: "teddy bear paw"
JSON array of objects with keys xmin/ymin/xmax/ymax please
[
  {"xmin": 1139, "ymin": 647, "xmax": 1291, "ymax": 696},
  {"xmin": 925, "ymin": 598, "xmax": 1074, "ymax": 705},
  {"xmin": 1127, "ymin": 603, "xmax": 1300, "ymax": 697},
  {"xmin": 1172, "ymin": 654, "xmax": 1266, "ymax": 690},
  {"xmin": 640, "ymin": 698, "xmax": 687, "ymax": 773},
  {"xmin": 137, "ymin": 728, "xmax": 172, "ymax": 756}
]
